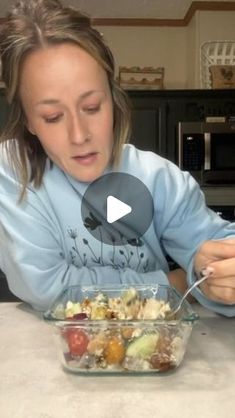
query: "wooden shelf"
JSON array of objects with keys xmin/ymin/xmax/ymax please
[{"xmin": 118, "ymin": 66, "xmax": 164, "ymax": 90}]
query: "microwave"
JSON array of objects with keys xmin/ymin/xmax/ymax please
[{"xmin": 178, "ymin": 121, "xmax": 235, "ymax": 185}]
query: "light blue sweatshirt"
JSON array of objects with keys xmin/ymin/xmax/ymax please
[{"xmin": 0, "ymin": 143, "xmax": 235, "ymax": 315}]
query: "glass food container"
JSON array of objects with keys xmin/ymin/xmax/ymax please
[{"xmin": 44, "ymin": 284, "xmax": 199, "ymax": 374}]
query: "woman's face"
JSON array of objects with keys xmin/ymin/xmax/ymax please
[{"xmin": 19, "ymin": 43, "xmax": 114, "ymax": 183}]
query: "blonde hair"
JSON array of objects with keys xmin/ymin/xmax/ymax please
[{"xmin": 0, "ymin": 0, "xmax": 131, "ymax": 199}]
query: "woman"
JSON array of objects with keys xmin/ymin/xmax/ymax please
[{"xmin": 0, "ymin": 0, "xmax": 235, "ymax": 314}]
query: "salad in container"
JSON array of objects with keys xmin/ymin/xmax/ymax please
[{"xmin": 44, "ymin": 283, "xmax": 198, "ymax": 374}]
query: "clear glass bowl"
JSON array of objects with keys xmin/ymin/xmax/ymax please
[{"xmin": 44, "ymin": 284, "xmax": 199, "ymax": 374}]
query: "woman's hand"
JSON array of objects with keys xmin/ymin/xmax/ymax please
[{"xmin": 194, "ymin": 239, "xmax": 235, "ymax": 304}]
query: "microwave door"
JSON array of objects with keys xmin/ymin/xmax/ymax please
[{"xmin": 204, "ymin": 133, "xmax": 211, "ymax": 170}]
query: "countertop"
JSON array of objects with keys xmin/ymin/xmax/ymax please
[{"xmin": 0, "ymin": 302, "xmax": 235, "ymax": 418}]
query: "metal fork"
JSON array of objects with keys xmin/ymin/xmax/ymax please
[{"xmin": 169, "ymin": 273, "xmax": 209, "ymax": 317}]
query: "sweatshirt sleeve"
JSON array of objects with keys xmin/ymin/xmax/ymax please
[
  {"xmin": 154, "ymin": 159, "xmax": 235, "ymax": 264},
  {"xmin": 0, "ymin": 171, "xmax": 169, "ymax": 312},
  {"xmin": 153, "ymin": 159, "xmax": 235, "ymax": 317}
]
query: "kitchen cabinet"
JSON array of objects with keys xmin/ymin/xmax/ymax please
[
  {"xmin": 127, "ymin": 89, "xmax": 235, "ymax": 163},
  {"xmin": 0, "ymin": 270, "xmax": 19, "ymax": 301},
  {"xmin": 128, "ymin": 89, "xmax": 235, "ymax": 221},
  {"xmin": 129, "ymin": 95, "xmax": 167, "ymax": 156}
]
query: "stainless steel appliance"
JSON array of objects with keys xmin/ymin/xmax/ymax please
[{"xmin": 178, "ymin": 121, "xmax": 235, "ymax": 185}]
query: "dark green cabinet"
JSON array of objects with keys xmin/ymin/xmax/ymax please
[
  {"xmin": 0, "ymin": 270, "xmax": 19, "ymax": 301},
  {"xmin": 129, "ymin": 96, "xmax": 167, "ymax": 156},
  {"xmin": 128, "ymin": 89, "xmax": 235, "ymax": 163}
]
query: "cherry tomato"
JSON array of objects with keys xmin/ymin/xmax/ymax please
[
  {"xmin": 65, "ymin": 328, "xmax": 89, "ymax": 357},
  {"xmin": 104, "ymin": 337, "xmax": 125, "ymax": 365}
]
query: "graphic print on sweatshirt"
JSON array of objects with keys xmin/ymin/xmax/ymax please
[{"xmin": 67, "ymin": 215, "xmax": 150, "ymax": 273}]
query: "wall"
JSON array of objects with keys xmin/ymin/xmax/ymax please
[
  {"xmin": 96, "ymin": 11, "xmax": 235, "ymax": 89},
  {"xmin": 186, "ymin": 14, "xmax": 197, "ymax": 88},
  {"xmin": 97, "ymin": 26, "xmax": 187, "ymax": 89},
  {"xmin": 195, "ymin": 11, "xmax": 235, "ymax": 87}
]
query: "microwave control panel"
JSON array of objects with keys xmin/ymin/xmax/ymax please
[{"xmin": 182, "ymin": 133, "xmax": 204, "ymax": 170}]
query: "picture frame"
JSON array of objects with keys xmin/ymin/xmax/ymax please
[{"xmin": 209, "ymin": 64, "xmax": 235, "ymax": 89}]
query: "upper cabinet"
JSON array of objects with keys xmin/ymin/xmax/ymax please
[
  {"xmin": 128, "ymin": 89, "xmax": 235, "ymax": 163},
  {"xmin": 129, "ymin": 94, "xmax": 167, "ymax": 156}
]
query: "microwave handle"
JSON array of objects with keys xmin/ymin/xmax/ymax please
[{"xmin": 204, "ymin": 133, "xmax": 211, "ymax": 170}]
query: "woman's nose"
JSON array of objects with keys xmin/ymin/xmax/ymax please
[{"xmin": 69, "ymin": 114, "xmax": 90, "ymax": 144}]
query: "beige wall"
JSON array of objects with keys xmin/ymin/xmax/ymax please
[
  {"xmin": 96, "ymin": 11, "xmax": 235, "ymax": 89},
  {"xmin": 186, "ymin": 14, "xmax": 197, "ymax": 88},
  {"xmin": 196, "ymin": 11, "xmax": 235, "ymax": 87},
  {"xmin": 97, "ymin": 26, "xmax": 187, "ymax": 89}
]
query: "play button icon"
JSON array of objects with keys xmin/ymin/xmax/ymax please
[
  {"xmin": 107, "ymin": 196, "xmax": 132, "ymax": 223},
  {"xmin": 81, "ymin": 172, "xmax": 154, "ymax": 246}
]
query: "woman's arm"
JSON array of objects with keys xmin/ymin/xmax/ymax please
[
  {"xmin": 153, "ymin": 159, "xmax": 235, "ymax": 315},
  {"xmin": 0, "ymin": 218, "xmax": 170, "ymax": 311}
]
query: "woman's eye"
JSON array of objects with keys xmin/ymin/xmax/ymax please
[
  {"xmin": 84, "ymin": 106, "xmax": 100, "ymax": 114},
  {"xmin": 44, "ymin": 115, "xmax": 63, "ymax": 123}
]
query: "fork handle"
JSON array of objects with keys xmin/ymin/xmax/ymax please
[{"xmin": 171, "ymin": 274, "xmax": 209, "ymax": 316}]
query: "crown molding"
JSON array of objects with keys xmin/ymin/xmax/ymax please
[
  {"xmin": 184, "ymin": 1, "xmax": 235, "ymax": 25},
  {"xmin": 92, "ymin": 1, "xmax": 235, "ymax": 27},
  {"xmin": 0, "ymin": 1, "xmax": 235, "ymax": 26}
]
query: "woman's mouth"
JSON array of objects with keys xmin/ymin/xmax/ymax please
[{"xmin": 72, "ymin": 152, "xmax": 98, "ymax": 166}]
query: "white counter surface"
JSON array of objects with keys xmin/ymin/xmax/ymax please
[{"xmin": 0, "ymin": 302, "xmax": 234, "ymax": 418}]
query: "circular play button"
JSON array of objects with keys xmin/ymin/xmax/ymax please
[{"xmin": 81, "ymin": 173, "xmax": 154, "ymax": 246}]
